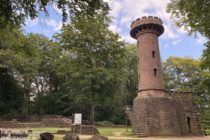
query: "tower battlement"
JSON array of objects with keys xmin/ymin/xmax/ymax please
[{"xmin": 130, "ymin": 16, "xmax": 164, "ymax": 39}]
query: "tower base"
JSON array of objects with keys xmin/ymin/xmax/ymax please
[{"xmin": 126, "ymin": 90, "xmax": 203, "ymax": 136}]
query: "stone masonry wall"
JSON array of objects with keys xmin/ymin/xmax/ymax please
[
  {"xmin": 132, "ymin": 90, "xmax": 181, "ymax": 136},
  {"xmin": 128, "ymin": 90, "xmax": 203, "ymax": 136}
]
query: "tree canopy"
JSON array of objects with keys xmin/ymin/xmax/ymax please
[
  {"xmin": 167, "ymin": 0, "xmax": 210, "ymax": 101},
  {"xmin": 0, "ymin": 0, "xmax": 109, "ymax": 27},
  {"xmin": 163, "ymin": 56, "xmax": 210, "ymax": 129},
  {"xmin": 167, "ymin": 0, "xmax": 210, "ymax": 38}
]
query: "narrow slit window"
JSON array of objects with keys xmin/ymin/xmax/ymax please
[
  {"xmin": 152, "ymin": 51, "xmax": 155, "ymax": 58},
  {"xmin": 154, "ymin": 68, "xmax": 157, "ymax": 77}
]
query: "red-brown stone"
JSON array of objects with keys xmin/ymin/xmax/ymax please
[{"xmin": 127, "ymin": 16, "xmax": 203, "ymax": 136}]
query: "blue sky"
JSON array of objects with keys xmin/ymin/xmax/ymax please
[{"xmin": 24, "ymin": 0, "xmax": 206, "ymax": 60}]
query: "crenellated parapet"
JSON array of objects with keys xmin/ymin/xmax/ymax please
[{"xmin": 130, "ymin": 16, "xmax": 164, "ymax": 39}]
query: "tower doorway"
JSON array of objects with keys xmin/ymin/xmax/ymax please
[{"xmin": 187, "ymin": 117, "xmax": 192, "ymax": 133}]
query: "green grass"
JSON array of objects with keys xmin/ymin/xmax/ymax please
[
  {"xmin": 98, "ymin": 127, "xmax": 133, "ymax": 136},
  {"xmin": 16, "ymin": 127, "xmax": 136, "ymax": 140},
  {"xmin": 28, "ymin": 127, "xmax": 134, "ymax": 136},
  {"xmin": 205, "ymin": 129, "xmax": 210, "ymax": 135}
]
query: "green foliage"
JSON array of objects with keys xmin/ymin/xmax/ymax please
[
  {"xmin": 0, "ymin": 0, "xmax": 109, "ymax": 27},
  {"xmin": 167, "ymin": 1, "xmax": 210, "ymax": 97},
  {"xmin": 163, "ymin": 56, "xmax": 202, "ymax": 91},
  {"xmin": 124, "ymin": 44, "xmax": 138, "ymax": 105},
  {"xmin": 167, "ymin": 0, "xmax": 210, "ymax": 38},
  {"xmin": 0, "ymin": 68, "xmax": 24, "ymax": 118},
  {"xmin": 163, "ymin": 56, "xmax": 210, "ymax": 129},
  {"xmin": 54, "ymin": 13, "xmax": 126, "ymax": 123}
]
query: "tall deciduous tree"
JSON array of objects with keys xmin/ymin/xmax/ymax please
[
  {"xmin": 55, "ymin": 13, "xmax": 126, "ymax": 124},
  {"xmin": 167, "ymin": 0, "xmax": 210, "ymax": 90},
  {"xmin": 124, "ymin": 44, "xmax": 138, "ymax": 105}
]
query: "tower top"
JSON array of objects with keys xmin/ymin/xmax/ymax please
[{"xmin": 130, "ymin": 16, "xmax": 164, "ymax": 39}]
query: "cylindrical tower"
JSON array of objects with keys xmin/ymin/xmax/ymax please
[
  {"xmin": 127, "ymin": 16, "xmax": 202, "ymax": 137},
  {"xmin": 130, "ymin": 16, "xmax": 164, "ymax": 93}
]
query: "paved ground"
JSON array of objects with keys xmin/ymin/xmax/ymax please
[{"xmin": 77, "ymin": 135, "xmax": 210, "ymax": 140}]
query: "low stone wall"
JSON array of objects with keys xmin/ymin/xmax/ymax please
[
  {"xmin": 0, "ymin": 115, "xmax": 72, "ymax": 128},
  {"xmin": 0, "ymin": 121, "xmax": 42, "ymax": 128}
]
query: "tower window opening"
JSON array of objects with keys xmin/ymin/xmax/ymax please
[
  {"xmin": 154, "ymin": 68, "xmax": 157, "ymax": 77},
  {"xmin": 187, "ymin": 117, "xmax": 192, "ymax": 133},
  {"xmin": 152, "ymin": 51, "xmax": 155, "ymax": 58}
]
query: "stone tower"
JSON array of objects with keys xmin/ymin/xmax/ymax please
[
  {"xmin": 130, "ymin": 16, "xmax": 164, "ymax": 92},
  {"xmin": 127, "ymin": 16, "xmax": 202, "ymax": 136}
]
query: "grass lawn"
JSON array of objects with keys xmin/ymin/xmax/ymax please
[
  {"xmin": 205, "ymin": 129, "xmax": 210, "ymax": 135},
  {"xmin": 98, "ymin": 127, "xmax": 133, "ymax": 136},
  {"xmin": 28, "ymin": 127, "xmax": 135, "ymax": 140},
  {"xmin": 30, "ymin": 127, "xmax": 133, "ymax": 136},
  {"xmin": 8, "ymin": 127, "xmax": 210, "ymax": 140}
]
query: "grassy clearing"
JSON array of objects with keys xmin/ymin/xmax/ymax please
[
  {"xmin": 16, "ymin": 127, "xmax": 136, "ymax": 140},
  {"xmin": 98, "ymin": 127, "xmax": 133, "ymax": 136},
  {"xmin": 30, "ymin": 127, "xmax": 135, "ymax": 140},
  {"xmin": 206, "ymin": 129, "xmax": 210, "ymax": 135},
  {"xmin": 29, "ymin": 127, "xmax": 134, "ymax": 136}
]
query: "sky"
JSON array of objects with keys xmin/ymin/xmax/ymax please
[{"xmin": 24, "ymin": 0, "xmax": 206, "ymax": 60}]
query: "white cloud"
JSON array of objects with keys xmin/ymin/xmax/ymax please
[
  {"xmin": 54, "ymin": 22, "xmax": 63, "ymax": 31},
  {"xmin": 108, "ymin": 0, "xmax": 182, "ymax": 42},
  {"xmin": 196, "ymin": 36, "xmax": 207, "ymax": 45},
  {"xmin": 109, "ymin": 24, "xmax": 118, "ymax": 33},
  {"xmin": 109, "ymin": 0, "xmax": 123, "ymax": 18},
  {"xmin": 163, "ymin": 44, "xmax": 169, "ymax": 48},
  {"xmin": 25, "ymin": 18, "xmax": 39, "ymax": 26},
  {"xmin": 52, "ymin": 4, "xmax": 62, "ymax": 15},
  {"xmin": 121, "ymin": 34, "xmax": 136, "ymax": 44},
  {"xmin": 39, "ymin": 18, "xmax": 62, "ymax": 32},
  {"xmin": 172, "ymin": 39, "xmax": 182, "ymax": 45},
  {"xmin": 176, "ymin": 26, "xmax": 188, "ymax": 34},
  {"xmin": 45, "ymin": 19, "xmax": 58, "ymax": 27},
  {"xmin": 162, "ymin": 24, "xmax": 179, "ymax": 39}
]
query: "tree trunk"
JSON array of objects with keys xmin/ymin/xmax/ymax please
[{"xmin": 90, "ymin": 92, "xmax": 95, "ymax": 125}]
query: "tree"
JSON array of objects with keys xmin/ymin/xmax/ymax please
[
  {"xmin": 167, "ymin": 2, "xmax": 210, "ymax": 128},
  {"xmin": 55, "ymin": 13, "xmax": 126, "ymax": 124},
  {"xmin": 163, "ymin": 56, "xmax": 210, "ymax": 129},
  {"xmin": 123, "ymin": 44, "xmax": 138, "ymax": 105},
  {"xmin": 0, "ymin": 68, "xmax": 25, "ymax": 119},
  {"xmin": 0, "ymin": 0, "xmax": 109, "ymax": 28},
  {"xmin": 167, "ymin": 0, "xmax": 210, "ymax": 38},
  {"xmin": 163, "ymin": 57, "xmax": 202, "ymax": 91},
  {"xmin": 0, "ymin": 26, "xmax": 43, "ymax": 115},
  {"xmin": 167, "ymin": 0, "xmax": 210, "ymax": 81}
]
